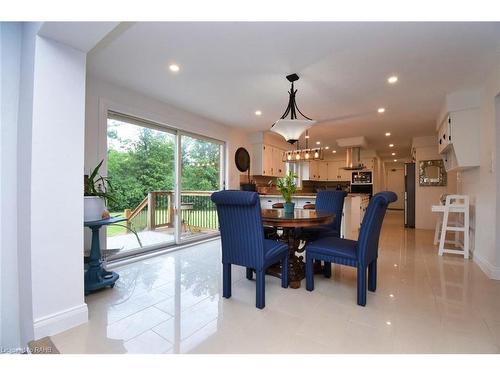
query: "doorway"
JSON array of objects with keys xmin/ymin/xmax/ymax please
[{"xmin": 386, "ymin": 166, "xmax": 405, "ymax": 210}]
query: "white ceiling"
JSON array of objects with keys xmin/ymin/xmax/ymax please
[{"xmin": 88, "ymin": 22, "xmax": 500, "ymax": 160}]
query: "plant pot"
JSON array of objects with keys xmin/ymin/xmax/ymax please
[
  {"xmin": 84, "ymin": 196, "xmax": 106, "ymax": 222},
  {"xmin": 283, "ymin": 202, "xmax": 295, "ymax": 215}
]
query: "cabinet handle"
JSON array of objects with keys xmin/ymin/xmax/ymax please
[
  {"xmin": 439, "ymin": 139, "xmax": 442, "ymax": 145},
  {"xmin": 443, "ymin": 134, "xmax": 446, "ymax": 140},
  {"xmin": 449, "ymin": 136, "xmax": 451, "ymax": 141}
]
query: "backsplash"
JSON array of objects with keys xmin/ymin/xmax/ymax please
[{"xmin": 239, "ymin": 174, "xmax": 351, "ymax": 194}]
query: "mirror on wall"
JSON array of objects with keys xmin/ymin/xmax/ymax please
[{"xmin": 419, "ymin": 159, "xmax": 447, "ymax": 186}]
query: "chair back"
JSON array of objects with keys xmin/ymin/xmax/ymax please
[
  {"xmin": 211, "ymin": 190, "xmax": 265, "ymax": 268},
  {"xmin": 315, "ymin": 190, "xmax": 348, "ymax": 234},
  {"xmin": 357, "ymin": 191, "xmax": 397, "ymax": 265}
]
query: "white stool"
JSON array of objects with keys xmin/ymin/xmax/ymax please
[{"xmin": 432, "ymin": 195, "xmax": 469, "ymax": 259}]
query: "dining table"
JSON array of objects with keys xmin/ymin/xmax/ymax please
[{"xmin": 261, "ymin": 208, "xmax": 335, "ymax": 289}]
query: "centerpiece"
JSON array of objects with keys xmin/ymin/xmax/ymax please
[{"xmin": 277, "ymin": 171, "xmax": 298, "ymax": 214}]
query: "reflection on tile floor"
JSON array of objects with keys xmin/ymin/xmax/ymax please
[{"xmin": 52, "ymin": 211, "xmax": 500, "ymax": 353}]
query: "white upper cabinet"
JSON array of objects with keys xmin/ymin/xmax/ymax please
[
  {"xmin": 251, "ymin": 143, "xmax": 287, "ymax": 177},
  {"xmin": 272, "ymin": 147, "xmax": 286, "ymax": 177},
  {"xmin": 437, "ymin": 90, "xmax": 480, "ymax": 171}
]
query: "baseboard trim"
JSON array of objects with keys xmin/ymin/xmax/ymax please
[
  {"xmin": 33, "ymin": 303, "xmax": 88, "ymax": 340},
  {"xmin": 473, "ymin": 252, "xmax": 500, "ymax": 280}
]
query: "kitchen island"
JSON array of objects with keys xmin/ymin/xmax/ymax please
[{"xmin": 259, "ymin": 192, "xmax": 370, "ymax": 240}]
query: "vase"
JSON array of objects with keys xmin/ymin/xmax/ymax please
[
  {"xmin": 284, "ymin": 202, "xmax": 295, "ymax": 215},
  {"xmin": 84, "ymin": 196, "xmax": 106, "ymax": 222}
]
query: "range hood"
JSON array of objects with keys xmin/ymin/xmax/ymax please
[
  {"xmin": 337, "ymin": 136, "xmax": 367, "ymax": 170},
  {"xmin": 344, "ymin": 147, "xmax": 365, "ymax": 170}
]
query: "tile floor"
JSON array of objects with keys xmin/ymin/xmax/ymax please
[{"xmin": 52, "ymin": 211, "xmax": 500, "ymax": 353}]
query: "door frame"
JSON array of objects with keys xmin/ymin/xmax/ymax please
[{"xmin": 100, "ymin": 102, "xmax": 225, "ymax": 257}]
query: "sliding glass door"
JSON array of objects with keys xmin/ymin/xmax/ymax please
[
  {"xmin": 106, "ymin": 114, "xmax": 177, "ymax": 256},
  {"xmin": 179, "ymin": 134, "xmax": 224, "ymax": 242},
  {"xmin": 105, "ymin": 112, "xmax": 224, "ymax": 257}
]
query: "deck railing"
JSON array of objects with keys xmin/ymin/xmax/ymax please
[{"xmin": 125, "ymin": 191, "xmax": 218, "ymax": 232}]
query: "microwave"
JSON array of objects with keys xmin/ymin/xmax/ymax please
[{"xmin": 352, "ymin": 171, "xmax": 372, "ymax": 185}]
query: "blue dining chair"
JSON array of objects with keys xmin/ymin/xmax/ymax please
[
  {"xmin": 300, "ymin": 190, "xmax": 348, "ymax": 277},
  {"xmin": 211, "ymin": 190, "xmax": 289, "ymax": 309},
  {"xmin": 305, "ymin": 191, "xmax": 397, "ymax": 306},
  {"xmin": 301, "ymin": 190, "xmax": 348, "ymax": 240}
]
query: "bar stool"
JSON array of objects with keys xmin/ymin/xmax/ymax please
[{"xmin": 436, "ymin": 195, "xmax": 470, "ymax": 259}]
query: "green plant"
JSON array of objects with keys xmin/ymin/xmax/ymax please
[
  {"xmin": 84, "ymin": 160, "xmax": 115, "ymax": 205},
  {"xmin": 276, "ymin": 171, "xmax": 298, "ymax": 203}
]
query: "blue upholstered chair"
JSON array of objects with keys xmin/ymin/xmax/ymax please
[
  {"xmin": 211, "ymin": 190, "xmax": 289, "ymax": 309},
  {"xmin": 300, "ymin": 190, "xmax": 348, "ymax": 277},
  {"xmin": 301, "ymin": 190, "xmax": 348, "ymax": 239},
  {"xmin": 305, "ymin": 191, "xmax": 397, "ymax": 306}
]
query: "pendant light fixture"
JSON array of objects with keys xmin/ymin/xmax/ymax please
[
  {"xmin": 281, "ymin": 130, "xmax": 324, "ymax": 163},
  {"xmin": 271, "ymin": 73, "xmax": 317, "ymax": 144}
]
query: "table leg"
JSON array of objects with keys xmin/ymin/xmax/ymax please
[
  {"xmin": 85, "ymin": 225, "xmax": 119, "ymax": 294},
  {"xmin": 285, "ymin": 228, "xmax": 304, "ymax": 289}
]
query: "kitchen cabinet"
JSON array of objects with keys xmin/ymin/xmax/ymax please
[
  {"xmin": 303, "ymin": 160, "xmax": 352, "ymax": 181},
  {"xmin": 317, "ymin": 161, "xmax": 328, "ymax": 181},
  {"xmin": 272, "ymin": 147, "xmax": 286, "ymax": 177},
  {"xmin": 310, "ymin": 161, "xmax": 319, "ymax": 180},
  {"xmin": 438, "ymin": 108, "xmax": 480, "ymax": 171},
  {"xmin": 361, "ymin": 158, "xmax": 375, "ymax": 171},
  {"xmin": 251, "ymin": 143, "xmax": 287, "ymax": 177},
  {"xmin": 436, "ymin": 90, "xmax": 480, "ymax": 171},
  {"xmin": 343, "ymin": 194, "xmax": 370, "ymax": 239}
]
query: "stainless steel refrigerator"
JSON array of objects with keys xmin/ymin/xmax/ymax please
[{"xmin": 404, "ymin": 163, "xmax": 415, "ymax": 228}]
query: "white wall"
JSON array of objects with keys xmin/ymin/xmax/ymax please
[
  {"xmin": 29, "ymin": 36, "xmax": 89, "ymax": 339},
  {"xmin": 412, "ymin": 136, "xmax": 457, "ymax": 230},
  {"xmin": 458, "ymin": 58, "xmax": 500, "ymax": 279},
  {"xmin": 1, "ymin": 21, "xmax": 23, "ymax": 350},
  {"xmin": 84, "ymin": 76, "xmax": 251, "ymax": 189}
]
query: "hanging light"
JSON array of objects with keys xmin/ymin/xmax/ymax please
[{"xmin": 271, "ymin": 73, "xmax": 317, "ymax": 144}]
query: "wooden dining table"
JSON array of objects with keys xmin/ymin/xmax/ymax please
[{"xmin": 261, "ymin": 208, "xmax": 335, "ymax": 289}]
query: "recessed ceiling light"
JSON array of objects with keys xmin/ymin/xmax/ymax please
[
  {"xmin": 389, "ymin": 294, "xmax": 395, "ymax": 298},
  {"xmin": 391, "ymin": 152, "xmax": 396, "ymax": 156},
  {"xmin": 394, "ymin": 159, "xmax": 398, "ymax": 162},
  {"xmin": 325, "ymin": 146, "xmax": 330, "ymax": 150},
  {"xmin": 378, "ymin": 107, "xmax": 386, "ymax": 113},
  {"xmin": 332, "ymin": 150, "xmax": 337, "ymax": 153},
  {"xmin": 255, "ymin": 110, "xmax": 262, "ymax": 116},
  {"xmin": 387, "ymin": 75, "xmax": 398, "ymax": 84},
  {"xmin": 386, "ymin": 321, "xmax": 392, "ymax": 326},
  {"xmin": 316, "ymin": 141, "xmax": 321, "ymax": 145},
  {"xmin": 169, "ymin": 64, "xmax": 180, "ymax": 72},
  {"xmin": 305, "ymin": 134, "xmax": 310, "ymax": 139},
  {"xmin": 389, "ymin": 144, "xmax": 394, "ymax": 148},
  {"xmin": 393, "ymin": 263, "xmax": 398, "ymax": 267},
  {"xmin": 385, "ymin": 132, "xmax": 391, "ymax": 137}
]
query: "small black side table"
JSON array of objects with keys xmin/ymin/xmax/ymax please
[{"xmin": 84, "ymin": 217, "xmax": 126, "ymax": 295}]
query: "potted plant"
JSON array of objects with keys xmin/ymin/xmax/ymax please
[
  {"xmin": 84, "ymin": 160, "xmax": 114, "ymax": 221},
  {"xmin": 277, "ymin": 171, "xmax": 298, "ymax": 214}
]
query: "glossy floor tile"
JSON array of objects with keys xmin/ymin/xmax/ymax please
[{"xmin": 51, "ymin": 211, "xmax": 500, "ymax": 353}]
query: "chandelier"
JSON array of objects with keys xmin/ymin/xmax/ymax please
[
  {"xmin": 270, "ymin": 73, "xmax": 317, "ymax": 144},
  {"xmin": 282, "ymin": 130, "xmax": 324, "ymax": 162}
]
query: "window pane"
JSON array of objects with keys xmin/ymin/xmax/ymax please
[{"xmin": 180, "ymin": 135, "xmax": 222, "ymax": 241}]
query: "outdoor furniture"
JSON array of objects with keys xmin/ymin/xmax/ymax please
[
  {"xmin": 305, "ymin": 192, "xmax": 396, "ymax": 306},
  {"xmin": 211, "ymin": 190, "xmax": 289, "ymax": 309},
  {"xmin": 261, "ymin": 207, "xmax": 334, "ymax": 289},
  {"xmin": 84, "ymin": 217, "xmax": 126, "ymax": 294},
  {"xmin": 180, "ymin": 202, "xmax": 194, "ymax": 233}
]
